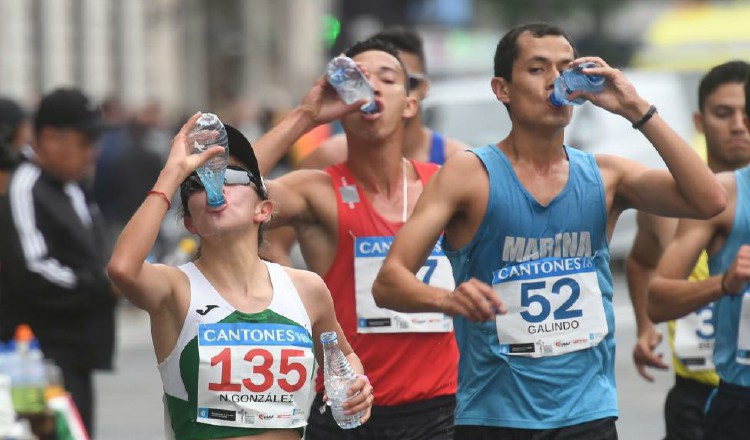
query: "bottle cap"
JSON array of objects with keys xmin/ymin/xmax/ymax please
[
  {"xmin": 320, "ymin": 331, "xmax": 338, "ymax": 343},
  {"xmin": 14, "ymin": 324, "xmax": 34, "ymax": 343},
  {"xmin": 549, "ymin": 93, "xmax": 565, "ymax": 107}
]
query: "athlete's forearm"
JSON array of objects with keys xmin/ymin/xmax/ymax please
[
  {"xmin": 373, "ymin": 261, "xmax": 448, "ymax": 313},
  {"xmin": 647, "ymin": 274, "xmax": 725, "ymax": 323},
  {"xmin": 626, "ymin": 255, "xmax": 656, "ymax": 334},
  {"xmin": 109, "ymin": 166, "xmax": 183, "ymax": 283},
  {"xmin": 254, "ymin": 107, "xmax": 316, "ymax": 175},
  {"xmin": 639, "ymin": 115, "xmax": 726, "ymax": 219}
]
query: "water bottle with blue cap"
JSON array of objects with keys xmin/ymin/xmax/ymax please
[{"xmin": 188, "ymin": 113, "xmax": 229, "ymax": 208}]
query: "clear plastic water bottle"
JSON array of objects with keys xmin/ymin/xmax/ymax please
[
  {"xmin": 326, "ymin": 56, "xmax": 378, "ymax": 114},
  {"xmin": 0, "ymin": 375, "xmax": 16, "ymax": 434},
  {"xmin": 549, "ymin": 62, "xmax": 605, "ymax": 107},
  {"xmin": 187, "ymin": 113, "xmax": 229, "ymax": 208},
  {"xmin": 321, "ymin": 331, "xmax": 364, "ymax": 429},
  {"xmin": 10, "ymin": 325, "xmax": 47, "ymax": 414}
]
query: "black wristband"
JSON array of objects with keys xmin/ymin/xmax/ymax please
[
  {"xmin": 632, "ymin": 104, "xmax": 658, "ymax": 130},
  {"xmin": 720, "ymin": 272, "xmax": 733, "ymax": 296}
]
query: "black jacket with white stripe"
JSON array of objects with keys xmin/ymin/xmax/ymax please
[{"xmin": 0, "ymin": 160, "xmax": 115, "ymax": 370}]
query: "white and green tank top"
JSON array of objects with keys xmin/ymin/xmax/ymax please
[{"xmin": 159, "ymin": 261, "xmax": 314, "ymax": 439}]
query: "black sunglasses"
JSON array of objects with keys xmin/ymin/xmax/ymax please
[
  {"xmin": 180, "ymin": 165, "xmax": 267, "ymax": 203},
  {"xmin": 408, "ymin": 73, "xmax": 428, "ymax": 90}
]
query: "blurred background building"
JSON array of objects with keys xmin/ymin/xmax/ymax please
[{"xmin": 1, "ymin": 0, "xmax": 749, "ymax": 117}]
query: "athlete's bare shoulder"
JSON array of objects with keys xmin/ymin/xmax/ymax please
[
  {"xmin": 283, "ymin": 266, "xmax": 334, "ymax": 321},
  {"xmin": 284, "ymin": 266, "xmax": 327, "ymax": 297},
  {"xmin": 276, "ymin": 167, "xmax": 333, "ymax": 190},
  {"xmin": 442, "ymin": 135, "xmax": 471, "ymax": 160}
]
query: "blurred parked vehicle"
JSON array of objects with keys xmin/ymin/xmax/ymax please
[{"xmin": 423, "ymin": 70, "xmax": 702, "ymax": 261}]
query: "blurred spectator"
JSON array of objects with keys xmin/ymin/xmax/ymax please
[
  {"xmin": 93, "ymin": 99, "xmax": 167, "ymax": 254},
  {"xmin": 0, "ymin": 88, "xmax": 117, "ymax": 437},
  {"xmin": 0, "ymin": 97, "xmax": 31, "ymax": 194}
]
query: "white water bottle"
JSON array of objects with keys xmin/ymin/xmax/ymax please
[
  {"xmin": 326, "ymin": 56, "xmax": 377, "ymax": 114},
  {"xmin": 321, "ymin": 331, "xmax": 364, "ymax": 429},
  {"xmin": 188, "ymin": 113, "xmax": 229, "ymax": 208}
]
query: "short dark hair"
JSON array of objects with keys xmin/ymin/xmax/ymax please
[
  {"xmin": 344, "ymin": 37, "xmax": 410, "ymax": 93},
  {"xmin": 493, "ymin": 22, "xmax": 575, "ymax": 81},
  {"xmin": 746, "ymin": 78, "xmax": 750, "ymax": 117},
  {"xmin": 698, "ymin": 61, "xmax": 750, "ymax": 111},
  {"xmin": 373, "ymin": 27, "xmax": 426, "ymax": 72}
]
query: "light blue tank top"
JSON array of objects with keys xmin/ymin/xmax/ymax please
[
  {"xmin": 444, "ymin": 144, "xmax": 616, "ymax": 429},
  {"xmin": 708, "ymin": 166, "xmax": 750, "ymax": 387}
]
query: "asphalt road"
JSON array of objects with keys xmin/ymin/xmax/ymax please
[{"xmin": 94, "ymin": 265, "xmax": 673, "ymax": 440}]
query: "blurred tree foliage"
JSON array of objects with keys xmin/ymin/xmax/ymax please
[{"xmin": 482, "ymin": 0, "xmax": 638, "ymax": 66}]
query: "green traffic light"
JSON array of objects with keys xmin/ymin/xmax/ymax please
[{"xmin": 323, "ymin": 14, "xmax": 341, "ymax": 47}]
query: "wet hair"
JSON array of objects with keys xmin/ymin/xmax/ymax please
[
  {"xmin": 344, "ymin": 37, "xmax": 410, "ymax": 93},
  {"xmin": 373, "ymin": 27, "xmax": 426, "ymax": 73},
  {"xmin": 698, "ymin": 61, "xmax": 750, "ymax": 111},
  {"xmin": 493, "ymin": 22, "xmax": 575, "ymax": 81}
]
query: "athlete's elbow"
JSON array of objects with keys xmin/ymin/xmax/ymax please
[
  {"xmin": 106, "ymin": 257, "xmax": 138, "ymax": 292},
  {"xmin": 696, "ymin": 186, "xmax": 727, "ymax": 219},
  {"xmin": 372, "ymin": 269, "xmax": 396, "ymax": 309},
  {"xmin": 646, "ymin": 301, "xmax": 668, "ymax": 324}
]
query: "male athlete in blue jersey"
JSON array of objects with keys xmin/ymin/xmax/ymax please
[
  {"xmin": 647, "ymin": 75, "xmax": 750, "ymax": 440},
  {"xmin": 373, "ymin": 22, "xmax": 726, "ymax": 439}
]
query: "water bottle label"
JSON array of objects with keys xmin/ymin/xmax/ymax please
[
  {"xmin": 673, "ymin": 304, "xmax": 715, "ymax": 371},
  {"xmin": 492, "ymin": 257, "xmax": 607, "ymax": 358},
  {"xmin": 196, "ymin": 322, "xmax": 314, "ymax": 429},
  {"xmin": 354, "ymin": 236, "xmax": 454, "ymax": 333}
]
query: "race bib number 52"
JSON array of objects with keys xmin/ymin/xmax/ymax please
[{"xmin": 492, "ymin": 257, "xmax": 608, "ymax": 358}]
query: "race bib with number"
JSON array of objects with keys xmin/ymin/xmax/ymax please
[
  {"xmin": 354, "ymin": 236, "xmax": 454, "ymax": 333},
  {"xmin": 492, "ymin": 257, "xmax": 608, "ymax": 358},
  {"xmin": 737, "ymin": 292, "xmax": 750, "ymax": 365},
  {"xmin": 674, "ymin": 304, "xmax": 715, "ymax": 371},
  {"xmin": 196, "ymin": 322, "xmax": 314, "ymax": 429}
]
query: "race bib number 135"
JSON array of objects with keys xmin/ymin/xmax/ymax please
[{"xmin": 196, "ymin": 323, "xmax": 314, "ymax": 429}]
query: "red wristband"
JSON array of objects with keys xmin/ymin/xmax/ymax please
[{"xmin": 147, "ymin": 190, "xmax": 172, "ymax": 210}]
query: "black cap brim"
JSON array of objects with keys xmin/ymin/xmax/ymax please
[{"xmin": 225, "ymin": 124, "xmax": 261, "ymax": 177}]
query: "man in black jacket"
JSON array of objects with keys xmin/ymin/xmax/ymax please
[{"xmin": 0, "ymin": 88, "xmax": 116, "ymax": 437}]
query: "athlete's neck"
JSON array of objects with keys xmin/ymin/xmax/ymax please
[
  {"xmin": 346, "ymin": 134, "xmax": 411, "ymax": 197},
  {"xmin": 707, "ymin": 153, "xmax": 750, "ymax": 173},
  {"xmin": 196, "ymin": 232, "xmax": 266, "ymax": 293},
  {"xmin": 501, "ymin": 127, "xmax": 567, "ymax": 167},
  {"xmin": 402, "ymin": 112, "xmax": 431, "ymax": 162}
]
